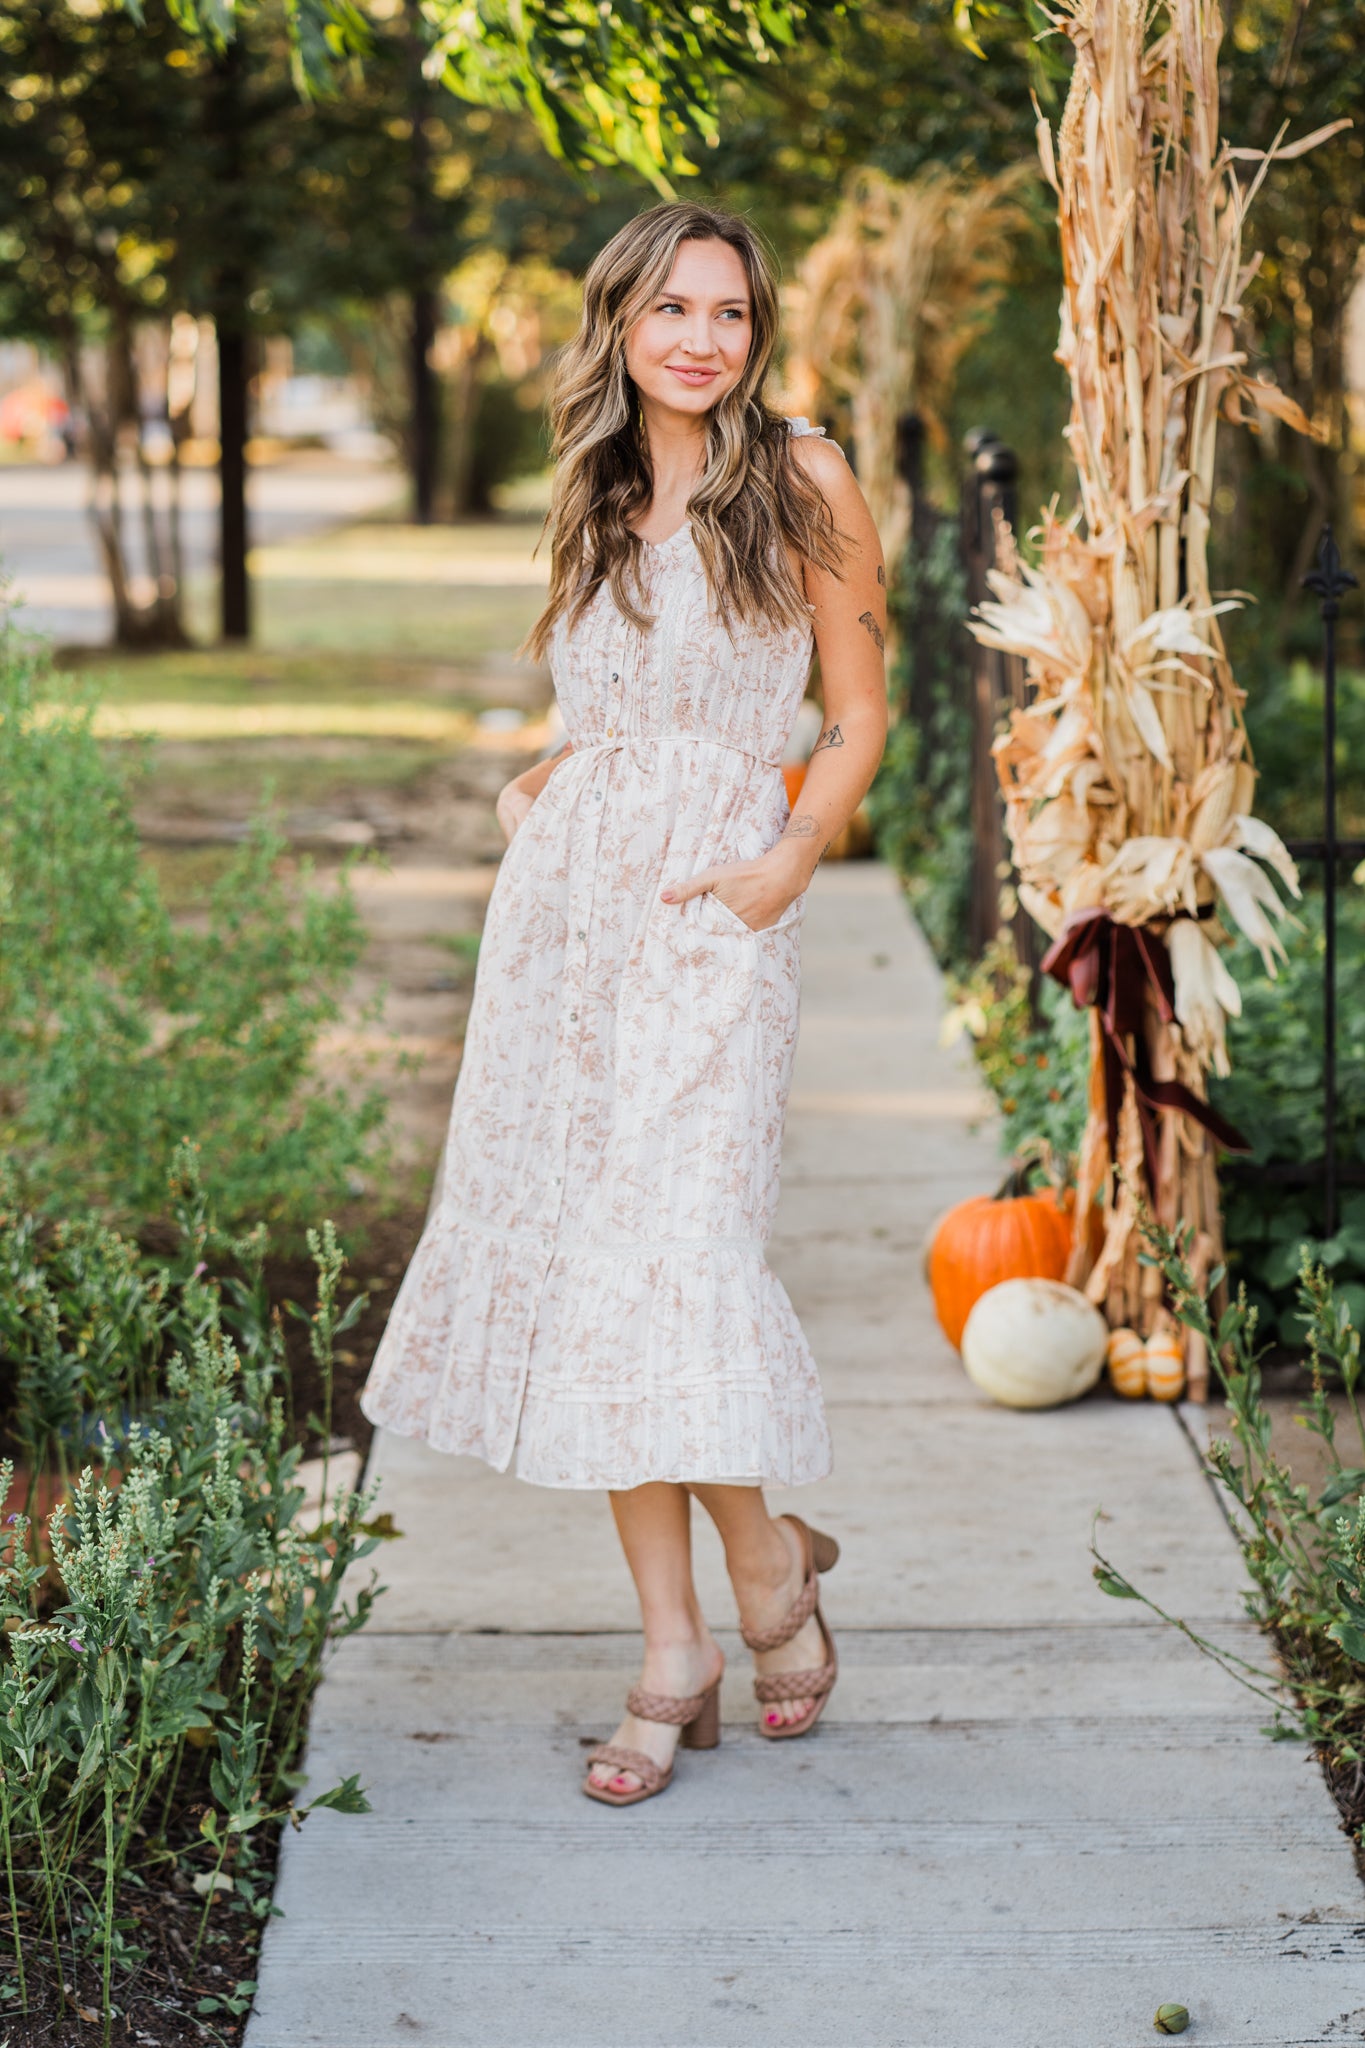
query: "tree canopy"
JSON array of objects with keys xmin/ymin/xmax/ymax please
[{"xmin": 123, "ymin": 0, "xmax": 852, "ymax": 187}]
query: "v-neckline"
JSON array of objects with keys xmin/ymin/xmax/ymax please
[{"xmin": 636, "ymin": 519, "xmax": 691, "ymax": 552}]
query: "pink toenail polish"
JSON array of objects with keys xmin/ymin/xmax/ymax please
[{"xmin": 766, "ymin": 1711, "xmax": 781, "ymax": 1725}]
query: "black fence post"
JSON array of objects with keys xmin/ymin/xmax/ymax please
[
  {"xmin": 1300, "ymin": 525, "xmax": 1360, "ymax": 1239},
  {"xmin": 895, "ymin": 411, "xmax": 944, "ymax": 731},
  {"xmin": 962, "ymin": 430, "xmax": 1034, "ymax": 982}
]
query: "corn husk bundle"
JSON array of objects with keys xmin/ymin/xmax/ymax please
[
  {"xmin": 783, "ymin": 166, "xmax": 1027, "ymax": 573},
  {"xmin": 969, "ymin": 0, "xmax": 1348, "ymax": 1395}
]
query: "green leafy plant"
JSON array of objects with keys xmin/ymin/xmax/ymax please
[
  {"xmin": 941, "ymin": 932, "xmax": 1090, "ymax": 1170},
  {"xmin": 0, "ymin": 1157, "xmax": 387, "ymax": 2038},
  {"xmin": 0, "ymin": 632, "xmax": 388, "ymax": 1240},
  {"xmin": 1092, "ymin": 1217, "xmax": 1365, "ymax": 1838},
  {"xmin": 1240, "ymin": 658, "xmax": 1365, "ymax": 848},
  {"xmin": 1213, "ymin": 891, "xmax": 1365, "ymax": 1342}
]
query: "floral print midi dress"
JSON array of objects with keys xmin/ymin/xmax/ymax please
[{"xmin": 361, "ymin": 427, "xmax": 834, "ymax": 1490}]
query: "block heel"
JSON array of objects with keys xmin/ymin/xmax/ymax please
[
  {"xmin": 583, "ymin": 1670, "xmax": 724, "ymax": 1806},
  {"xmin": 680, "ymin": 1683, "xmax": 721, "ymax": 1750},
  {"xmin": 742, "ymin": 1514, "xmax": 839, "ymax": 1741}
]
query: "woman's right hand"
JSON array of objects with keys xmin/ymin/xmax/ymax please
[
  {"xmin": 495, "ymin": 738, "xmax": 573, "ymax": 844},
  {"xmin": 496, "ymin": 774, "xmax": 536, "ymax": 845}
]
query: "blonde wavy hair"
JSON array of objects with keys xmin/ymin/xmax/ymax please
[{"xmin": 525, "ymin": 202, "xmax": 845, "ymax": 662}]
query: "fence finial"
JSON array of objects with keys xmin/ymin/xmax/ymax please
[{"xmin": 1302, "ymin": 524, "xmax": 1358, "ymax": 617}]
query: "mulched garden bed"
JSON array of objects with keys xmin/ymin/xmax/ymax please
[
  {"xmin": 3, "ymin": 1831, "xmax": 275, "ymax": 2048},
  {"xmin": 0, "ymin": 1198, "xmax": 427, "ymax": 2048}
]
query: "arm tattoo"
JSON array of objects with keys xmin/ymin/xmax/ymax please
[
  {"xmin": 876, "ymin": 564, "xmax": 886, "ymax": 586},
  {"xmin": 811, "ymin": 722, "xmax": 844, "ymax": 754},
  {"xmin": 783, "ymin": 812, "xmax": 835, "ymax": 863},
  {"xmin": 858, "ymin": 610, "xmax": 885, "ymax": 652}
]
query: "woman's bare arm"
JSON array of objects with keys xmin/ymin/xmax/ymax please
[
  {"xmin": 496, "ymin": 737, "xmax": 575, "ymax": 844},
  {"xmin": 776, "ymin": 436, "xmax": 887, "ymax": 876},
  {"xmin": 661, "ymin": 437, "xmax": 886, "ymax": 928}
]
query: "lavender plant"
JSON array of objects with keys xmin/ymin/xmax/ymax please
[
  {"xmin": 0, "ymin": 1172, "xmax": 384, "ymax": 2039},
  {"xmin": 1092, "ymin": 1220, "xmax": 1365, "ymax": 1831}
]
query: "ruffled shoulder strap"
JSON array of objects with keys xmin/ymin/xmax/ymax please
[{"xmin": 784, "ymin": 415, "xmax": 845, "ymax": 457}]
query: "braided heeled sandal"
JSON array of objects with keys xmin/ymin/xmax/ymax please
[
  {"xmin": 582, "ymin": 1674, "xmax": 723, "ymax": 1808},
  {"xmin": 741, "ymin": 1514, "xmax": 839, "ymax": 1741}
]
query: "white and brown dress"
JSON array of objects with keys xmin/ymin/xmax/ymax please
[{"xmin": 361, "ymin": 422, "xmax": 834, "ymax": 1490}]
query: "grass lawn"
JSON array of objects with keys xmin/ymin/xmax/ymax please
[
  {"xmin": 51, "ymin": 510, "xmax": 553, "ymax": 826},
  {"xmin": 60, "ymin": 646, "xmax": 495, "ymax": 708},
  {"xmin": 128, "ymin": 735, "xmax": 454, "ymax": 823},
  {"xmin": 57, "ymin": 504, "xmax": 551, "ymax": 694},
  {"xmin": 192, "ymin": 574, "xmax": 548, "ymax": 661}
]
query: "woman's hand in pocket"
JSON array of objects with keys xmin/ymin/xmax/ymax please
[{"xmin": 660, "ymin": 841, "xmax": 811, "ymax": 932}]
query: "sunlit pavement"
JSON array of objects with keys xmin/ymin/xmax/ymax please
[{"xmin": 246, "ymin": 865, "xmax": 1364, "ymax": 2048}]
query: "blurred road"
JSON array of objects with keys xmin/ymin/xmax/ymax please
[{"xmin": 0, "ymin": 452, "xmax": 402, "ymax": 646}]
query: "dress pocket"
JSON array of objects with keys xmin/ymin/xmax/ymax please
[{"xmin": 695, "ymin": 886, "xmax": 807, "ymax": 940}]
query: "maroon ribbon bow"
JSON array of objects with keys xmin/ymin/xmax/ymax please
[{"xmin": 1039, "ymin": 907, "xmax": 1250, "ymax": 1188}]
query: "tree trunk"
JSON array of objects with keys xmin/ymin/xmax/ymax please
[
  {"xmin": 63, "ymin": 326, "xmax": 187, "ymax": 650},
  {"xmin": 217, "ymin": 306, "xmax": 250, "ymax": 642},
  {"xmin": 410, "ymin": 284, "xmax": 439, "ymax": 526},
  {"xmin": 212, "ymin": 38, "xmax": 251, "ymax": 643},
  {"xmin": 407, "ymin": 0, "xmax": 439, "ymax": 525},
  {"xmin": 119, "ymin": 311, "xmax": 189, "ymax": 648}
]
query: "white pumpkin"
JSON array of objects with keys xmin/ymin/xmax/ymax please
[{"xmin": 961, "ymin": 1278, "xmax": 1108, "ymax": 1409}]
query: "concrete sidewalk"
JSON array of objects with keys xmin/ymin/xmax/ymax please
[{"xmin": 247, "ymin": 865, "xmax": 1363, "ymax": 2048}]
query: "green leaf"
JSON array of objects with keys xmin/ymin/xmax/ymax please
[
  {"xmin": 1318, "ymin": 1469, "xmax": 1365, "ymax": 1511},
  {"xmin": 1092, "ymin": 1566, "xmax": 1140, "ymax": 1600},
  {"xmin": 1326, "ymin": 1619, "xmax": 1365, "ymax": 1664},
  {"xmin": 305, "ymin": 1772, "xmax": 371, "ymax": 1816},
  {"xmin": 355, "ymin": 1512, "xmax": 402, "ymax": 1540},
  {"xmin": 951, "ymin": 0, "xmax": 987, "ymax": 60}
]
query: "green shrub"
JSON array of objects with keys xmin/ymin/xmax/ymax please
[
  {"xmin": 0, "ymin": 1152, "xmax": 385, "ymax": 2037},
  {"xmin": 0, "ymin": 632, "xmax": 387, "ymax": 1239},
  {"xmin": 1093, "ymin": 1221, "xmax": 1365, "ymax": 1839},
  {"xmin": 1241, "ymin": 657, "xmax": 1365, "ymax": 846},
  {"xmin": 942, "ymin": 933, "xmax": 1091, "ymax": 1171},
  {"xmin": 1212, "ymin": 892, "xmax": 1365, "ymax": 1342}
]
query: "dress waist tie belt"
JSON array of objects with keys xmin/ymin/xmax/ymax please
[{"xmin": 568, "ymin": 734, "xmax": 785, "ymax": 772}]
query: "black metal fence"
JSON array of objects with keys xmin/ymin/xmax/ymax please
[{"xmin": 1258, "ymin": 526, "xmax": 1364, "ymax": 1235}]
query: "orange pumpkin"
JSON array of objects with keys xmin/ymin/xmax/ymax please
[
  {"xmin": 783, "ymin": 762, "xmax": 807, "ymax": 808},
  {"xmin": 927, "ymin": 1172, "xmax": 1075, "ymax": 1351}
]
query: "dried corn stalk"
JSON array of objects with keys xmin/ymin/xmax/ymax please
[
  {"xmin": 783, "ymin": 166, "xmax": 1026, "ymax": 572},
  {"xmin": 969, "ymin": 0, "xmax": 1348, "ymax": 1395}
]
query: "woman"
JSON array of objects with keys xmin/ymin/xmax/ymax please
[{"xmin": 361, "ymin": 202, "xmax": 886, "ymax": 1806}]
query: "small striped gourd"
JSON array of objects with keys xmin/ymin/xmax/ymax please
[
  {"xmin": 1145, "ymin": 1330, "xmax": 1185, "ymax": 1402},
  {"xmin": 1106, "ymin": 1327, "xmax": 1147, "ymax": 1400}
]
